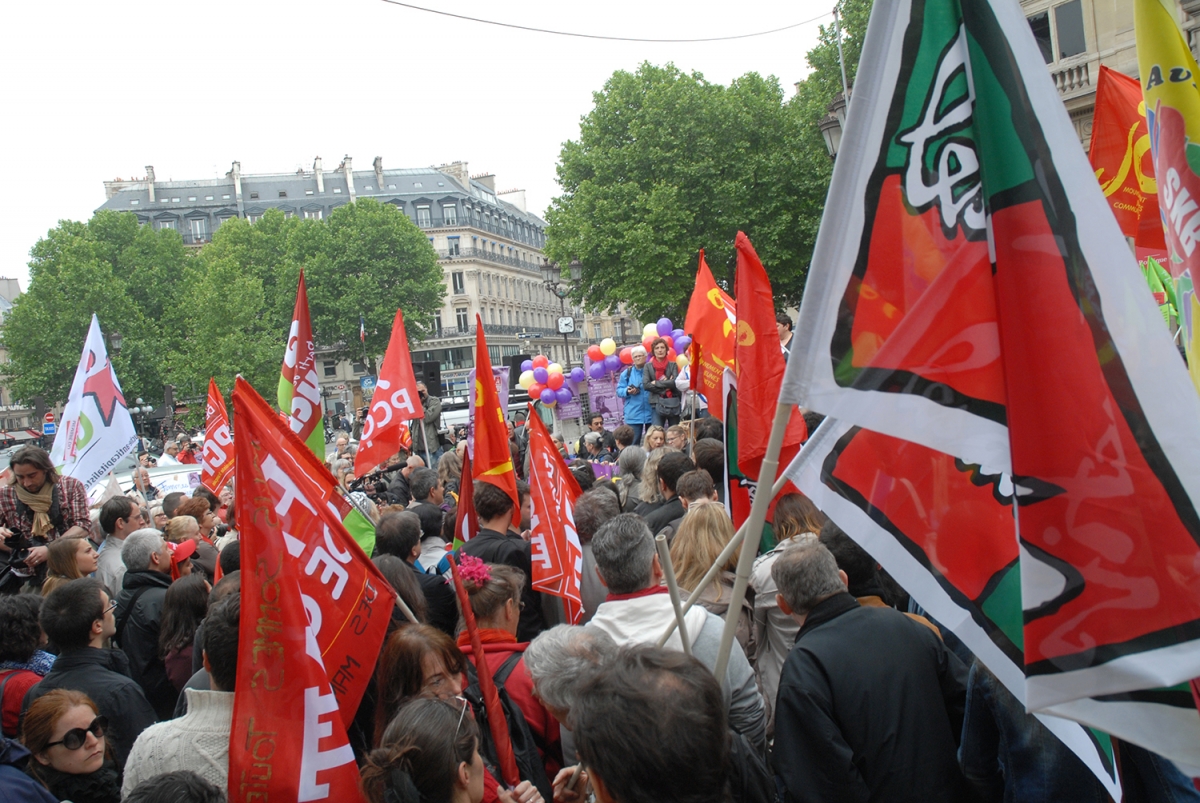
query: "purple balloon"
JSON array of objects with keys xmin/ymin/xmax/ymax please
[
  {"xmin": 533, "ymin": 367, "xmax": 549, "ymax": 384},
  {"xmin": 671, "ymin": 328, "xmax": 685, "ymax": 341},
  {"xmin": 520, "ymin": 359, "xmax": 533, "ymax": 372},
  {"xmin": 588, "ymin": 362, "xmax": 606, "ymax": 379},
  {"xmin": 675, "ymin": 335, "xmax": 692, "ymax": 352},
  {"xmin": 656, "ymin": 317, "xmax": 673, "ymax": 336},
  {"xmin": 604, "ymin": 354, "xmax": 621, "ymax": 371},
  {"xmin": 570, "ymin": 367, "xmax": 586, "ymax": 383},
  {"xmin": 540, "ymin": 388, "xmax": 557, "ymax": 404},
  {"xmin": 555, "ymin": 387, "xmax": 573, "ymax": 404}
]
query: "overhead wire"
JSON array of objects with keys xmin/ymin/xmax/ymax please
[{"xmin": 377, "ymin": 0, "xmax": 832, "ymax": 43}]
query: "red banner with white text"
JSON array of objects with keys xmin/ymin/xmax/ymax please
[
  {"xmin": 355, "ymin": 309, "xmax": 424, "ymax": 476},
  {"xmin": 525, "ymin": 405, "xmax": 584, "ymax": 622},
  {"xmin": 201, "ymin": 378, "xmax": 234, "ymax": 494}
]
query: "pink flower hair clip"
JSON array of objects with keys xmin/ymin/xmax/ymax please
[{"xmin": 459, "ymin": 554, "xmax": 492, "ymax": 586}]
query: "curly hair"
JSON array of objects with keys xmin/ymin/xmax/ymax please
[{"xmin": 0, "ymin": 594, "xmax": 43, "ymax": 663}]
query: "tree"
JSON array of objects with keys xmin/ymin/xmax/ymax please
[
  {"xmin": 305, "ymin": 199, "xmax": 445, "ymax": 370},
  {"xmin": 544, "ymin": 63, "xmax": 831, "ymax": 320},
  {"xmin": 793, "ymin": 0, "xmax": 873, "ymax": 140},
  {"xmin": 1, "ymin": 212, "xmax": 192, "ymax": 406}
]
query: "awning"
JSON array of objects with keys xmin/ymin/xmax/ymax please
[{"xmin": 1, "ymin": 430, "xmax": 42, "ymax": 442}]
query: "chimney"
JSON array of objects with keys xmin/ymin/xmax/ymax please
[
  {"xmin": 340, "ymin": 156, "xmax": 356, "ymax": 200},
  {"xmin": 314, "ymin": 156, "xmax": 324, "ymax": 193},
  {"xmin": 498, "ymin": 189, "xmax": 527, "ymax": 213},
  {"xmin": 373, "ymin": 156, "xmax": 384, "ymax": 191},
  {"xmin": 440, "ymin": 161, "xmax": 469, "ymax": 188},
  {"xmin": 146, "ymin": 165, "xmax": 156, "ymax": 203},
  {"xmin": 227, "ymin": 161, "xmax": 243, "ymax": 215},
  {"xmin": 474, "ymin": 173, "xmax": 496, "ymax": 193}
]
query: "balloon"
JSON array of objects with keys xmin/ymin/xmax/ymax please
[
  {"xmin": 533, "ymin": 367, "xmax": 549, "ymax": 384},
  {"xmin": 547, "ymin": 372, "xmax": 564, "ymax": 390},
  {"xmin": 656, "ymin": 318, "xmax": 673, "ymax": 336},
  {"xmin": 643, "ymin": 323, "xmax": 658, "ymax": 338},
  {"xmin": 521, "ymin": 359, "xmax": 533, "ymax": 372},
  {"xmin": 587, "ymin": 344, "xmax": 603, "ymax": 361},
  {"xmin": 619, "ymin": 347, "xmax": 633, "ymax": 365},
  {"xmin": 599, "ymin": 337, "xmax": 617, "ymax": 356},
  {"xmin": 555, "ymin": 387, "xmax": 573, "ymax": 404},
  {"xmin": 662, "ymin": 335, "xmax": 674, "ymax": 349},
  {"xmin": 548, "ymin": 363, "xmax": 563, "ymax": 374},
  {"xmin": 532, "ymin": 355, "xmax": 549, "ymax": 369},
  {"xmin": 604, "ymin": 354, "xmax": 621, "ymax": 372},
  {"xmin": 667, "ymin": 348, "xmax": 677, "ymax": 361},
  {"xmin": 528, "ymin": 382, "xmax": 544, "ymax": 398},
  {"xmin": 570, "ymin": 367, "xmax": 586, "ymax": 383},
  {"xmin": 588, "ymin": 363, "xmax": 606, "ymax": 379},
  {"xmin": 540, "ymin": 388, "xmax": 557, "ymax": 405},
  {"xmin": 675, "ymin": 335, "xmax": 692, "ymax": 352},
  {"xmin": 671, "ymin": 328, "xmax": 685, "ymax": 341},
  {"xmin": 642, "ymin": 335, "xmax": 655, "ymax": 351},
  {"xmin": 518, "ymin": 370, "xmax": 535, "ymax": 389},
  {"xmin": 676, "ymin": 354, "xmax": 689, "ymax": 368}
]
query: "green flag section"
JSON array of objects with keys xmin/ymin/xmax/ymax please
[
  {"xmin": 279, "ymin": 269, "xmax": 326, "ymax": 457},
  {"xmin": 779, "ymin": 0, "xmax": 1200, "ymax": 786}
]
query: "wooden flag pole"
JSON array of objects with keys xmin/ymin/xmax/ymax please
[{"xmin": 655, "ymin": 533, "xmax": 691, "ymax": 656}]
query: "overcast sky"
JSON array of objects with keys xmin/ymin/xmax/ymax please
[{"xmin": 1, "ymin": 0, "xmax": 833, "ymax": 288}]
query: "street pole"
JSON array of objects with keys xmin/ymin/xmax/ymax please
[{"xmin": 834, "ymin": 5, "xmax": 851, "ymax": 106}]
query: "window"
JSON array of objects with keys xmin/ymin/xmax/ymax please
[
  {"xmin": 388, "ymin": 184, "xmax": 397, "ymax": 189},
  {"xmin": 508, "ymin": 310, "xmax": 513, "ymax": 325},
  {"xmin": 223, "ymin": 194, "xmax": 231, "ymax": 200},
  {"xmin": 158, "ymin": 219, "xmax": 177, "ymax": 231},
  {"xmin": 248, "ymin": 214, "xmax": 262, "ymax": 224},
  {"xmin": 250, "ymin": 192, "xmax": 260, "ymax": 200},
  {"xmin": 447, "ymin": 236, "xmax": 460, "ymax": 256},
  {"xmin": 434, "ymin": 313, "xmax": 443, "ymax": 337},
  {"xmin": 306, "ymin": 190, "xmax": 314, "ymax": 195},
  {"xmin": 205, "ymin": 196, "xmax": 214, "ymax": 201},
  {"xmin": 172, "ymin": 197, "xmax": 180, "ymax": 202},
  {"xmin": 279, "ymin": 191, "xmax": 288, "ymax": 198},
  {"xmin": 452, "ymin": 271, "xmax": 465, "ymax": 294},
  {"xmin": 334, "ymin": 188, "xmax": 342, "ymax": 194},
  {"xmin": 414, "ymin": 182, "xmax": 423, "ymax": 189},
  {"xmin": 416, "ymin": 205, "xmax": 432, "ymax": 227},
  {"xmin": 443, "ymin": 204, "xmax": 458, "ymax": 225},
  {"xmin": 303, "ymin": 209, "xmax": 323, "ymax": 220},
  {"xmin": 352, "ymin": 362, "xmax": 367, "ymax": 375},
  {"xmin": 1055, "ymin": 0, "xmax": 1085, "ymax": 59},
  {"xmin": 456, "ymin": 307, "xmax": 469, "ymax": 332},
  {"xmin": 594, "ymin": 323, "xmax": 603, "ymax": 339},
  {"xmin": 490, "ymin": 308, "xmax": 496, "ymax": 324},
  {"xmin": 188, "ymin": 196, "xmax": 197, "ymax": 202},
  {"xmin": 130, "ymin": 200, "xmax": 139, "ymax": 205},
  {"xmin": 489, "ymin": 346, "xmax": 502, "ymax": 364},
  {"xmin": 323, "ymin": 360, "xmax": 337, "ymax": 377},
  {"xmin": 190, "ymin": 218, "xmax": 207, "ymax": 239}
]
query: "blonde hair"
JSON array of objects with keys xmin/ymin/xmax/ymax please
[
  {"xmin": 670, "ymin": 504, "xmax": 736, "ymax": 598},
  {"xmin": 41, "ymin": 536, "xmax": 90, "ymax": 597},
  {"xmin": 639, "ymin": 446, "xmax": 677, "ymax": 504},
  {"xmin": 164, "ymin": 516, "xmax": 199, "ymax": 543},
  {"xmin": 773, "ymin": 493, "xmax": 825, "ymax": 541}
]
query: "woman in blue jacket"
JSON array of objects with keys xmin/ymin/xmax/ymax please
[{"xmin": 617, "ymin": 346, "xmax": 653, "ymax": 445}]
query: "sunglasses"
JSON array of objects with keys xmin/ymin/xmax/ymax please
[{"xmin": 46, "ymin": 716, "xmax": 107, "ymax": 750}]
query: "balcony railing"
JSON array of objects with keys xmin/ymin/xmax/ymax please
[
  {"xmin": 416, "ymin": 213, "xmax": 544, "ymax": 247},
  {"xmin": 437, "ymin": 247, "xmax": 544, "ymax": 273},
  {"xmin": 428, "ymin": 324, "xmax": 580, "ymax": 341}
]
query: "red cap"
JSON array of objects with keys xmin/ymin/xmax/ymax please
[{"xmin": 167, "ymin": 539, "xmax": 197, "ymax": 562}]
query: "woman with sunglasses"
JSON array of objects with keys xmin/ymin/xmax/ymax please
[{"xmin": 21, "ymin": 689, "xmax": 120, "ymax": 803}]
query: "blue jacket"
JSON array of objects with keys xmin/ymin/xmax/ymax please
[
  {"xmin": 616, "ymin": 365, "xmax": 653, "ymax": 425},
  {"xmin": 0, "ymin": 737, "xmax": 57, "ymax": 803}
]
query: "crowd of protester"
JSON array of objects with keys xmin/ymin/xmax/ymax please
[{"xmin": 1, "ymin": 392, "xmax": 1198, "ymax": 803}]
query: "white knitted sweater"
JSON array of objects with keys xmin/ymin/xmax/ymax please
[{"xmin": 121, "ymin": 688, "xmax": 233, "ymax": 797}]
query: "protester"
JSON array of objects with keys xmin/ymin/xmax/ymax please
[
  {"xmin": 615, "ymin": 446, "xmax": 646, "ymax": 513},
  {"xmin": 40, "ymin": 536, "xmax": 97, "ymax": 597},
  {"xmin": 0, "ymin": 446, "xmax": 91, "ymax": 591},
  {"xmin": 572, "ymin": 645, "xmax": 728, "ymax": 803},
  {"xmin": 588, "ymin": 514, "xmax": 766, "ymax": 751},
  {"xmin": 23, "ymin": 579, "xmax": 156, "ymax": 769},
  {"xmin": 389, "ymin": 455, "xmax": 425, "ymax": 507},
  {"xmin": 771, "ymin": 540, "xmax": 968, "ymax": 803},
  {"xmin": 749, "ymin": 493, "xmax": 826, "ymax": 729},
  {"xmin": 582, "ymin": 432, "xmax": 614, "ymax": 463},
  {"xmin": 460, "ymin": 482, "xmax": 546, "ymax": 641},
  {"xmin": 639, "ymin": 452, "xmax": 695, "ymax": 535},
  {"xmin": 438, "ymin": 450, "xmax": 463, "ymax": 498},
  {"xmin": 616, "ymin": 346, "xmax": 653, "ymax": 445},
  {"xmin": 122, "ymin": 595, "xmax": 237, "ymax": 796},
  {"xmin": 124, "ymin": 770, "xmax": 227, "ymax": 803},
  {"xmin": 21, "ymin": 689, "xmax": 121, "ymax": 803},
  {"xmin": 173, "ymin": 499, "xmax": 219, "ymax": 581},
  {"xmin": 158, "ymin": 574, "xmax": 210, "ymax": 692},
  {"xmin": 641, "ymin": 425, "xmax": 666, "ymax": 451},
  {"xmin": 373, "ymin": 624, "xmax": 466, "ymax": 744},
  {"xmin": 670, "ymin": 503, "xmax": 754, "ymax": 662},
  {"xmin": 675, "ymin": 363, "xmax": 708, "ymax": 419},
  {"xmin": 568, "ymin": 460, "xmax": 596, "ymax": 492},
  {"xmin": 573, "ymin": 489, "xmax": 622, "ymax": 624},
  {"xmin": 523, "ymin": 625, "xmax": 617, "ymax": 725},
  {"xmin": 408, "ymin": 467, "xmax": 447, "ymax": 543},
  {"xmin": 161, "ymin": 492, "xmax": 185, "ymax": 520},
  {"xmin": 692, "ymin": 418, "xmax": 723, "ymax": 443},
  {"xmin": 665, "ymin": 425, "xmax": 688, "ymax": 452},
  {"xmin": 642, "ymin": 338, "xmax": 681, "ymax": 428},
  {"xmin": 174, "ymin": 573, "xmax": 240, "ymax": 718},
  {"xmin": 115, "ymin": 529, "xmax": 177, "ymax": 720},
  {"xmin": 412, "ymin": 381, "xmax": 444, "ymax": 463},
  {"xmin": 373, "ymin": 554, "xmax": 430, "ymax": 626},
  {"xmin": 612, "ymin": 424, "xmax": 635, "ymax": 453},
  {"xmin": 575, "ymin": 414, "xmax": 616, "ymax": 459},
  {"xmin": 0, "ymin": 732, "xmax": 58, "ymax": 803},
  {"xmin": 132, "ymin": 468, "xmax": 160, "ymax": 503},
  {"xmin": 691, "ymin": 438, "xmax": 725, "ymax": 502},
  {"xmin": 633, "ymin": 447, "xmax": 671, "ymax": 516},
  {"xmin": 374, "ymin": 511, "xmax": 457, "ymax": 636},
  {"xmin": 95, "ymin": 496, "xmax": 145, "ymax": 599},
  {"xmin": 0, "ymin": 595, "xmax": 50, "ymax": 739}
]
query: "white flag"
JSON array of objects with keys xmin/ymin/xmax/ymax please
[{"xmin": 49, "ymin": 315, "xmax": 138, "ymax": 488}]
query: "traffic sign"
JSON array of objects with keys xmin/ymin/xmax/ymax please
[
  {"xmin": 44, "ymin": 412, "xmax": 54, "ymax": 423},
  {"xmin": 42, "ymin": 422, "xmax": 56, "ymax": 436}
]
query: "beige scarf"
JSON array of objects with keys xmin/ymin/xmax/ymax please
[{"xmin": 15, "ymin": 481, "xmax": 55, "ymax": 538}]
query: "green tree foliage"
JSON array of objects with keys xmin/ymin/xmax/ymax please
[
  {"xmin": 793, "ymin": 0, "xmax": 873, "ymax": 139},
  {"xmin": 1, "ymin": 212, "xmax": 192, "ymax": 405},
  {"xmin": 545, "ymin": 63, "xmax": 831, "ymax": 320}
]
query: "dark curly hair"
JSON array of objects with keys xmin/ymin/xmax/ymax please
[{"xmin": 0, "ymin": 594, "xmax": 43, "ymax": 663}]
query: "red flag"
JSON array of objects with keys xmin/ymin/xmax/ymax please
[
  {"xmin": 471, "ymin": 316, "xmax": 519, "ymax": 511},
  {"xmin": 278, "ymin": 269, "xmax": 325, "ymax": 456},
  {"xmin": 684, "ymin": 250, "xmax": 737, "ymax": 421},
  {"xmin": 201, "ymin": 379, "xmax": 234, "ymax": 494},
  {"xmin": 354, "ymin": 309, "xmax": 425, "ymax": 476},
  {"xmin": 524, "ymin": 404, "xmax": 584, "ymax": 622},
  {"xmin": 733, "ymin": 233, "xmax": 807, "ymax": 478},
  {"xmin": 1088, "ymin": 65, "xmax": 1165, "ymax": 250},
  {"xmin": 230, "ymin": 377, "xmax": 393, "ymax": 803},
  {"xmin": 454, "ymin": 449, "xmax": 478, "ymax": 547}
]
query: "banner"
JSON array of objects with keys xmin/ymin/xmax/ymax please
[
  {"xmin": 525, "ymin": 404, "xmax": 584, "ymax": 623},
  {"xmin": 278, "ymin": 270, "xmax": 325, "ymax": 457},
  {"xmin": 471, "ymin": 317, "xmax": 519, "ymax": 512},
  {"xmin": 454, "ymin": 448, "xmax": 478, "ymax": 548},
  {"xmin": 50, "ymin": 314, "xmax": 138, "ymax": 489},
  {"xmin": 230, "ymin": 376, "xmax": 393, "ymax": 803},
  {"xmin": 201, "ymin": 379, "xmax": 234, "ymax": 495},
  {"xmin": 781, "ymin": 0, "xmax": 1200, "ymax": 750},
  {"xmin": 467, "ymin": 366, "xmax": 510, "ymax": 459},
  {"xmin": 584, "ymin": 358, "xmax": 623, "ymax": 430},
  {"xmin": 355, "ymin": 309, "xmax": 424, "ymax": 476},
  {"xmin": 683, "ymin": 250, "xmax": 736, "ymax": 421}
]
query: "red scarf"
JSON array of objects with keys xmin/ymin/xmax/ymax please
[
  {"xmin": 456, "ymin": 628, "xmax": 518, "ymax": 649},
  {"xmin": 605, "ymin": 585, "xmax": 668, "ymax": 603},
  {"xmin": 651, "ymin": 357, "xmax": 674, "ymax": 397}
]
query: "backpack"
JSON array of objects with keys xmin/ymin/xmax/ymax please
[{"xmin": 463, "ymin": 652, "xmax": 553, "ymax": 802}]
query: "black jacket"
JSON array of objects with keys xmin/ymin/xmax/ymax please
[
  {"xmin": 32, "ymin": 760, "xmax": 121, "ymax": 803},
  {"xmin": 115, "ymin": 570, "xmax": 176, "ymax": 720},
  {"xmin": 460, "ymin": 528, "xmax": 547, "ymax": 641},
  {"xmin": 773, "ymin": 592, "xmax": 968, "ymax": 803},
  {"xmin": 412, "ymin": 561, "xmax": 459, "ymax": 637},
  {"xmin": 643, "ymin": 496, "xmax": 685, "ymax": 537},
  {"xmin": 21, "ymin": 648, "xmax": 157, "ymax": 770}
]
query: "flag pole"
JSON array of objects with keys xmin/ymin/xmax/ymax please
[
  {"xmin": 655, "ymin": 533, "xmax": 691, "ymax": 656},
  {"xmin": 713, "ymin": 402, "xmax": 791, "ymax": 684}
]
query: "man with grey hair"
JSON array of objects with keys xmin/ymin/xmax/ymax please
[
  {"xmin": 771, "ymin": 540, "xmax": 968, "ymax": 803},
  {"xmin": 524, "ymin": 625, "xmax": 618, "ymax": 724},
  {"xmin": 387, "ymin": 454, "xmax": 425, "ymax": 507},
  {"xmin": 574, "ymin": 488, "xmax": 621, "ymax": 623},
  {"xmin": 588, "ymin": 514, "xmax": 766, "ymax": 752},
  {"xmin": 116, "ymin": 528, "xmax": 177, "ymax": 719}
]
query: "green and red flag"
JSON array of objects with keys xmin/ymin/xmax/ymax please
[
  {"xmin": 683, "ymin": 250, "xmax": 737, "ymax": 421},
  {"xmin": 279, "ymin": 269, "xmax": 325, "ymax": 457},
  {"xmin": 780, "ymin": 0, "xmax": 1200, "ymax": 783}
]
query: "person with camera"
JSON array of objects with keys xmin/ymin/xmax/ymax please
[
  {"xmin": 617, "ymin": 346, "xmax": 654, "ymax": 446},
  {"xmin": 0, "ymin": 447, "xmax": 91, "ymax": 594},
  {"xmin": 411, "ymin": 382, "xmax": 443, "ymax": 464}
]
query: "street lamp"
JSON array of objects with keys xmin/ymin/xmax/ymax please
[
  {"xmin": 819, "ymin": 91, "xmax": 849, "ymax": 160},
  {"xmin": 542, "ymin": 259, "xmax": 582, "ymax": 365},
  {"xmin": 109, "ymin": 330, "xmax": 123, "ymax": 356}
]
